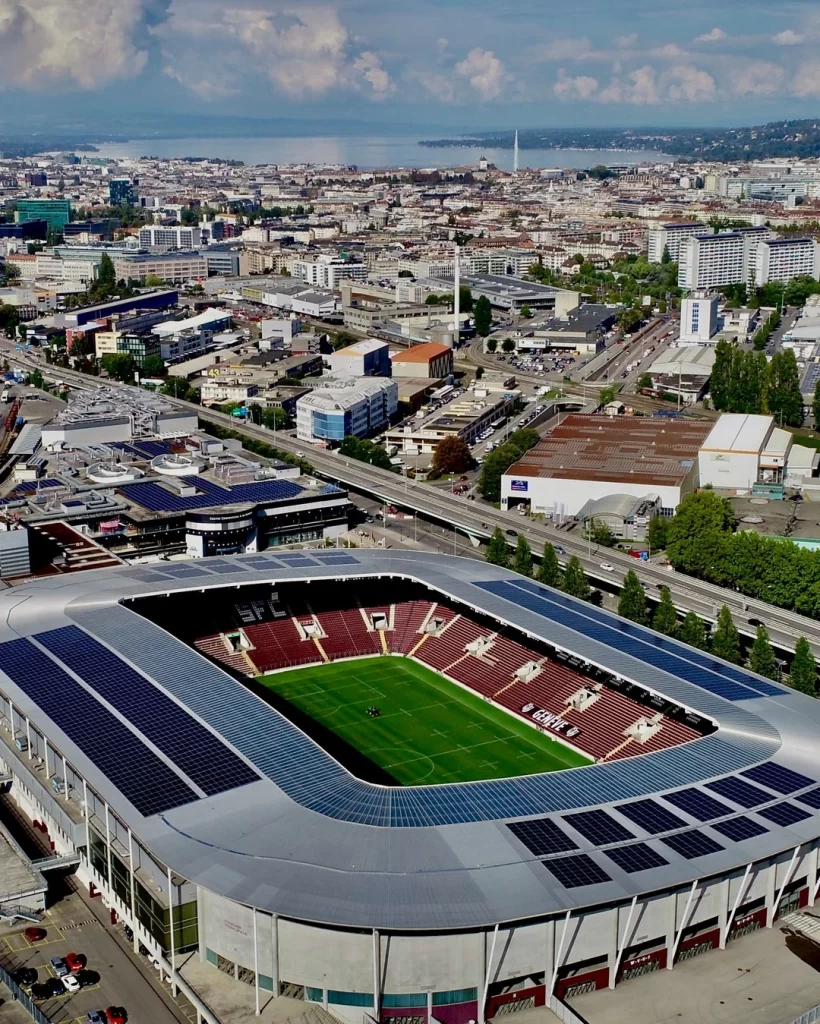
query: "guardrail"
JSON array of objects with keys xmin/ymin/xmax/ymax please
[
  {"xmin": 792, "ymin": 1005, "xmax": 820, "ymax": 1024},
  {"xmin": 0, "ymin": 962, "xmax": 49, "ymax": 1024}
]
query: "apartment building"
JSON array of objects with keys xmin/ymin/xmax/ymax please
[
  {"xmin": 113, "ymin": 252, "xmax": 208, "ymax": 284},
  {"xmin": 647, "ymin": 222, "xmax": 707, "ymax": 263},
  {"xmin": 748, "ymin": 237, "xmax": 819, "ymax": 287},
  {"xmin": 291, "ymin": 254, "xmax": 368, "ymax": 289},
  {"xmin": 678, "ymin": 233, "xmax": 745, "ymax": 290},
  {"xmin": 138, "ymin": 226, "xmax": 202, "ymax": 251}
]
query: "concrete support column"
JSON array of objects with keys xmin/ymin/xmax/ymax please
[
  {"xmin": 765, "ymin": 860, "xmax": 777, "ymax": 928},
  {"xmin": 167, "ymin": 866, "xmax": 178, "ymax": 997},
  {"xmin": 127, "ymin": 828, "xmax": 139, "ymax": 954},
  {"xmin": 665, "ymin": 892, "xmax": 677, "ymax": 970},
  {"xmin": 25, "ymin": 715, "xmax": 31, "ymax": 759},
  {"xmin": 271, "ymin": 913, "xmax": 280, "ymax": 998},
  {"xmin": 372, "ymin": 929, "xmax": 381, "ymax": 1022},
  {"xmin": 253, "ymin": 907, "xmax": 260, "ymax": 1016},
  {"xmin": 607, "ymin": 908, "xmax": 619, "ymax": 989},
  {"xmin": 716, "ymin": 878, "xmax": 729, "ymax": 948}
]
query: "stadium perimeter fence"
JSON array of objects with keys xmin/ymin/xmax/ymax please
[{"xmin": 0, "ymin": 962, "xmax": 49, "ymax": 1024}]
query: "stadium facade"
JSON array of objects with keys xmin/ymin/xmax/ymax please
[{"xmin": 0, "ymin": 550, "xmax": 819, "ymax": 1024}]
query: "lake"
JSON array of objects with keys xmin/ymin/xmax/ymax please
[{"xmin": 90, "ymin": 135, "xmax": 672, "ymax": 171}]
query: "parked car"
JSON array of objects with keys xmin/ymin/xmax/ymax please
[
  {"xmin": 87, "ymin": 1012, "xmax": 108, "ymax": 1024},
  {"xmin": 51, "ymin": 956, "xmax": 69, "ymax": 978},
  {"xmin": 31, "ymin": 982, "xmax": 54, "ymax": 1000},
  {"xmin": 24, "ymin": 926, "xmax": 46, "ymax": 942},
  {"xmin": 62, "ymin": 974, "xmax": 81, "ymax": 993},
  {"xmin": 123, "ymin": 925, "xmax": 134, "ymax": 942},
  {"xmin": 106, "ymin": 1008, "xmax": 128, "ymax": 1024},
  {"xmin": 12, "ymin": 966, "xmax": 37, "ymax": 986},
  {"xmin": 45, "ymin": 977, "xmax": 65, "ymax": 997},
  {"xmin": 65, "ymin": 951, "xmax": 85, "ymax": 972}
]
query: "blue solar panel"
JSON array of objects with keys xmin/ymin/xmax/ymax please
[
  {"xmin": 12, "ymin": 479, "xmax": 62, "ymax": 495},
  {"xmin": 274, "ymin": 557, "xmax": 315, "ymax": 568},
  {"xmin": 477, "ymin": 579, "xmax": 784, "ymax": 701},
  {"xmin": 603, "ymin": 843, "xmax": 669, "ymax": 873},
  {"xmin": 663, "ymin": 787, "xmax": 733, "ymax": 821},
  {"xmin": 617, "ymin": 798, "xmax": 688, "ymax": 834},
  {"xmin": 542, "ymin": 854, "xmax": 611, "ymax": 888},
  {"xmin": 563, "ymin": 809, "xmax": 635, "ymax": 845},
  {"xmin": 157, "ymin": 565, "xmax": 202, "ymax": 578},
  {"xmin": 742, "ymin": 763, "xmax": 814, "ymax": 795},
  {"xmin": 507, "ymin": 818, "xmax": 578, "ymax": 855},
  {"xmin": 661, "ymin": 831, "xmax": 724, "ymax": 859},
  {"xmin": 796, "ymin": 787, "xmax": 820, "ymax": 810},
  {"xmin": 199, "ymin": 562, "xmax": 244, "ymax": 575},
  {"xmin": 711, "ymin": 816, "xmax": 768, "ymax": 842},
  {"xmin": 0, "ymin": 638, "xmax": 197, "ymax": 817},
  {"xmin": 314, "ymin": 554, "xmax": 359, "ymax": 565},
  {"xmin": 276, "ymin": 553, "xmax": 318, "ymax": 563},
  {"xmin": 121, "ymin": 477, "xmax": 303, "ymax": 512},
  {"xmin": 236, "ymin": 555, "xmax": 285, "ymax": 569},
  {"xmin": 706, "ymin": 777, "xmax": 771, "ymax": 808},
  {"xmin": 36, "ymin": 626, "xmax": 260, "ymax": 798},
  {"xmin": 756, "ymin": 802, "xmax": 812, "ymax": 827}
]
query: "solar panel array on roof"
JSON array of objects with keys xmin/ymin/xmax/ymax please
[
  {"xmin": 617, "ymin": 798, "xmax": 687, "ymax": 834},
  {"xmin": 796, "ymin": 787, "xmax": 820, "ymax": 810},
  {"xmin": 661, "ymin": 831, "xmax": 724, "ymax": 859},
  {"xmin": 0, "ymin": 637, "xmax": 197, "ymax": 817},
  {"xmin": 120, "ymin": 476, "xmax": 303, "ymax": 512},
  {"xmin": 314, "ymin": 554, "xmax": 359, "ymax": 565},
  {"xmin": 12, "ymin": 479, "xmax": 63, "ymax": 495},
  {"xmin": 603, "ymin": 843, "xmax": 669, "ymax": 873},
  {"xmin": 476, "ymin": 578, "xmax": 784, "ymax": 701},
  {"xmin": 711, "ymin": 816, "xmax": 768, "ymax": 842},
  {"xmin": 756, "ymin": 802, "xmax": 812, "ymax": 827},
  {"xmin": 742, "ymin": 762, "xmax": 814, "ymax": 794},
  {"xmin": 706, "ymin": 777, "xmax": 770, "ymax": 808},
  {"xmin": 506, "ymin": 818, "xmax": 578, "ymax": 855},
  {"xmin": 663, "ymin": 787, "xmax": 733, "ymax": 821},
  {"xmin": 563, "ymin": 809, "xmax": 635, "ymax": 845},
  {"xmin": 157, "ymin": 564, "xmax": 201, "ymax": 578},
  {"xmin": 542, "ymin": 854, "xmax": 611, "ymax": 888},
  {"xmin": 36, "ymin": 626, "xmax": 260, "ymax": 797}
]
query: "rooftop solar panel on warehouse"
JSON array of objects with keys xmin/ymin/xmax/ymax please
[
  {"xmin": 706, "ymin": 777, "xmax": 771, "ymax": 808},
  {"xmin": 756, "ymin": 802, "xmax": 812, "ymax": 827},
  {"xmin": 741, "ymin": 762, "xmax": 814, "ymax": 794},
  {"xmin": 36, "ymin": 626, "xmax": 260, "ymax": 797},
  {"xmin": 506, "ymin": 818, "xmax": 579, "ymax": 856},
  {"xmin": 563, "ymin": 809, "xmax": 635, "ymax": 845},
  {"xmin": 476, "ymin": 579, "xmax": 784, "ymax": 701},
  {"xmin": 660, "ymin": 831, "xmax": 724, "ymax": 859},
  {"xmin": 603, "ymin": 843, "xmax": 669, "ymax": 873},
  {"xmin": 616, "ymin": 798, "xmax": 688, "ymax": 835},
  {"xmin": 662, "ymin": 787, "xmax": 733, "ymax": 821},
  {"xmin": 796, "ymin": 787, "xmax": 820, "ymax": 810},
  {"xmin": 542, "ymin": 854, "xmax": 611, "ymax": 888},
  {"xmin": 711, "ymin": 816, "xmax": 768, "ymax": 842},
  {"xmin": 0, "ymin": 638, "xmax": 197, "ymax": 816}
]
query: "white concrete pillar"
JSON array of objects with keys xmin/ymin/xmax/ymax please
[
  {"xmin": 127, "ymin": 828, "xmax": 139, "ymax": 954},
  {"xmin": 271, "ymin": 913, "xmax": 280, "ymax": 997},
  {"xmin": 253, "ymin": 907, "xmax": 260, "ymax": 1016},
  {"xmin": 167, "ymin": 866, "xmax": 178, "ymax": 997}
]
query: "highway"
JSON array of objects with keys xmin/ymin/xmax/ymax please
[{"xmin": 8, "ymin": 347, "xmax": 820, "ymax": 659}]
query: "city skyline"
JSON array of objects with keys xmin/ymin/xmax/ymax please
[{"xmin": 3, "ymin": 0, "xmax": 820, "ymax": 131}]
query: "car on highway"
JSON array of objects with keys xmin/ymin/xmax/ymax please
[
  {"xmin": 62, "ymin": 973, "xmax": 81, "ymax": 993},
  {"xmin": 599, "ymin": 562, "xmax": 615, "ymax": 572},
  {"xmin": 748, "ymin": 617, "xmax": 764, "ymax": 627}
]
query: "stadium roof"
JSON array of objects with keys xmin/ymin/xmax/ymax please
[{"xmin": 0, "ymin": 550, "xmax": 818, "ymax": 931}]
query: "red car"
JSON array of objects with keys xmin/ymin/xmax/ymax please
[
  {"xmin": 24, "ymin": 926, "xmax": 46, "ymax": 943},
  {"xmin": 65, "ymin": 951, "xmax": 85, "ymax": 972},
  {"xmin": 106, "ymin": 1008, "xmax": 127, "ymax": 1024}
]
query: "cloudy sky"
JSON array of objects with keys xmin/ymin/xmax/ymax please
[{"xmin": 2, "ymin": 0, "xmax": 820, "ymax": 131}]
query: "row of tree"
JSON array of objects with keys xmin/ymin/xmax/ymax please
[
  {"xmin": 709, "ymin": 340, "xmax": 803, "ymax": 424},
  {"xmin": 478, "ymin": 428, "xmax": 540, "ymax": 502},
  {"xmin": 752, "ymin": 308, "xmax": 781, "ymax": 351},
  {"xmin": 338, "ymin": 436, "xmax": 396, "ymax": 472},
  {"xmin": 486, "ymin": 531, "xmax": 818, "ymax": 696}
]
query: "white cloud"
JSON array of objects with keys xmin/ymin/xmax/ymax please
[
  {"xmin": 774, "ymin": 29, "xmax": 803, "ymax": 45},
  {"xmin": 353, "ymin": 51, "xmax": 394, "ymax": 99},
  {"xmin": 792, "ymin": 59, "xmax": 820, "ymax": 97},
  {"xmin": 531, "ymin": 37, "xmax": 591, "ymax": 62},
  {"xmin": 695, "ymin": 27, "xmax": 726, "ymax": 43},
  {"xmin": 455, "ymin": 47, "xmax": 506, "ymax": 100},
  {"xmin": 415, "ymin": 70, "xmax": 457, "ymax": 104},
  {"xmin": 665, "ymin": 64, "xmax": 716, "ymax": 102},
  {"xmin": 598, "ymin": 65, "xmax": 660, "ymax": 104},
  {"xmin": 0, "ymin": 0, "xmax": 150, "ymax": 88},
  {"xmin": 553, "ymin": 71, "xmax": 599, "ymax": 100},
  {"xmin": 651, "ymin": 43, "xmax": 687, "ymax": 58},
  {"xmin": 731, "ymin": 61, "xmax": 785, "ymax": 97},
  {"xmin": 614, "ymin": 33, "xmax": 638, "ymax": 49}
]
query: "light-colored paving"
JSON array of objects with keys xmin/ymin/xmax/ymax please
[{"xmin": 569, "ymin": 923, "xmax": 820, "ymax": 1024}]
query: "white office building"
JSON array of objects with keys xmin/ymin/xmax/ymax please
[
  {"xmin": 679, "ymin": 292, "xmax": 720, "ymax": 344},
  {"xmin": 698, "ymin": 414, "xmax": 793, "ymax": 491},
  {"xmin": 138, "ymin": 226, "xmax": 202, "ymax": 251},
  {"xmin": 291, "ymin": 255, "xmax": 368, "ymax": 290},
  {"xmin": 678, "ymin": 233, "xmax": 744, "ymax": 290},
  {"xmin": 647, "ymin": 222, "xmax": 707, "ymax": 263},
  {"xmin": 748, "ymin": 237, "xmax": 819, "ymax": 287},
  {"xmin": 296, "ymin": 378, "xmax": 398, "ymax": 444}
]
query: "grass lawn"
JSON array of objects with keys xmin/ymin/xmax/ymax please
[{"xmin": 257, "ymin": 656, "xmax": 590, "ymax": 786}]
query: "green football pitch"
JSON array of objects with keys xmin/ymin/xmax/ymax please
[{"xmin": 257, "ymin": 656, "xmax": 591, "ymax": 786}]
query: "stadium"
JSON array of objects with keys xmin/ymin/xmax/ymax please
[{"xmin": 1, "ymin": 549, "xmax": 820, "ymax": 1024}]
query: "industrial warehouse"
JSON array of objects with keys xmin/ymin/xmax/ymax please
[{"xmin": 1, "ymin": 551, "xmax": 819, "ymax": 1024}]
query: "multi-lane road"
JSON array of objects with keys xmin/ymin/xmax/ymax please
[{"xmin": 7, "ymin": 346, "xmax": 819, "ymax": 658}]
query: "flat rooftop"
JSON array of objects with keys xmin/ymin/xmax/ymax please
[
  {"xmin": 0, "ymin": 828, "xmax": 44, "ymax": 904},
  {"xmin": 506, "ymin": 414, "xmax": 714, "ymax": 487},
  {"xmin": 701, "ymin": 414, "xmax": 774, "ymax": 454}
]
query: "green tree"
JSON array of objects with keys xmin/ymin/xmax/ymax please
[
  {"xmin": 28, "ymin": 368, "xmax": 45, "ymax": 390},
  {"xmin": 711, "ymin": 605, "xmax": 741, "ymax": 665},
  {"xmin": 513, "ymin": 534, "xmax": 533, "ymax": 577},
  {"xmin": 748, "ymin": 624, "xmax": 777, "ymax": 680},
  {"xmin": 666, "ymin": 491, "xmax": 734, "ymax": 579},
  {"xmin": 459, "ymin": 285, "xmax": 474, "ymax": 313},
  {"xmin": 709, "ymin": 338, "xmax": 734, "ymax": 411},
  {"xmin": 618, "ymin": 570, "xmax": 648, "ymax": 624},
  {"xmin": 486, "ymin": 337, "xmax": 498, "ymax": 353},
  {"xmin": 647, "ymin": 515, "xmax": 668, "ymax": 552},
  {"xmin": 261, "ymin": 407, "xmax": 289, "ymax": 430},
  {"xmin": 474, "ymin": 295, "xmax": 493, "ymax": 337},
  {"xmin": 789, "ymin": 637, "xmax": 817, "ymax": 696},
  {"xmin": 100, "ymin": 352, "xmax": 136, "ymax": 382},
  {"xmin": 501, "ymin": 337, "xmax": 516, "ymax": 353},
  {"xmin": 97, "ymin": 252, "xmax": 116, "ymax": 290},
  {"xmin": 141, "ymin": 355, "xmax": 166, "ymax": 378},
  {"xmin": 598, "ymin": 385, "xmax": 617, "ymax": 406},
  {"xmin": 144, "ymin": 273, "xmax": 165, "ymax": 287},
  {"xmin": 767, "ymin": 349, "xmax": 804, "ymax": 426},
  {"xmin": 562, "ymin": 556, "xmax": 590, "ymax": 601},
  {"xmin": 678, "ymin": 611, "xmax": 707, "ymax": 650},
  {"xmin": 637, "ymin": 372, "xmax": 653, "ymax": 390},
  {"xmin": 813, "ymin": 379, "xmax": 820, "ymax": 428},
  {"xmin": 586, "ymin": 518, "xmax": 615, "ymax": 547},
  {"xmin": 162, "ymin": 376, "xmax": 197, "ymax": 401},
  {"xmin": 661, "ymin": 244, "xmax": 671, "ymax": 264},
  {"xmin": 432, "ymin": 436, "xmax": 473, "ymax": 474},
  {"xmin": 653, "ymin": 587, "xmax": 679, "ymax": 636},
  {"xmin": 519, "ymin": 305, "xmax": 533, "ymax": 319},
  {"xmin": 485, "ymin": 527, "xmax": 510, "ymax": 568},
  {"xmin": 538, "ymin": 542, "xmax": 561, "ymax": 588},
  {"xmin": 478, "ymin": 429, "xmax": 540, "ymax": 502},
  {"xmin": 338, "ymin": 436, "xmax": 394, "ymax": 471}
]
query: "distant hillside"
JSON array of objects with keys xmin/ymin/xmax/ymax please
[{"xmin": 419, "ymin": 120, "xmax": 820, "ymax": 162}]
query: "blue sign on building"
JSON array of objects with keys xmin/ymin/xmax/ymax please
[{"xmin": 510, "ymin": 480, "xmax": 529, "ymax": 493}]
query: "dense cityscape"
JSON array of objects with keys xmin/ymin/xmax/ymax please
[{"xmin": 6, "ymin": 2, "xmax": 820, "ymax": 1023}]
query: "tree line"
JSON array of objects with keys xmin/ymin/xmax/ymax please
[
  {"xmin": 709, "ymin": 339, "xmax": 803, "ymax": 425},
  {"xmin": 478, "ymin": 428, "xmax": 540, "ymax": 502}
]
